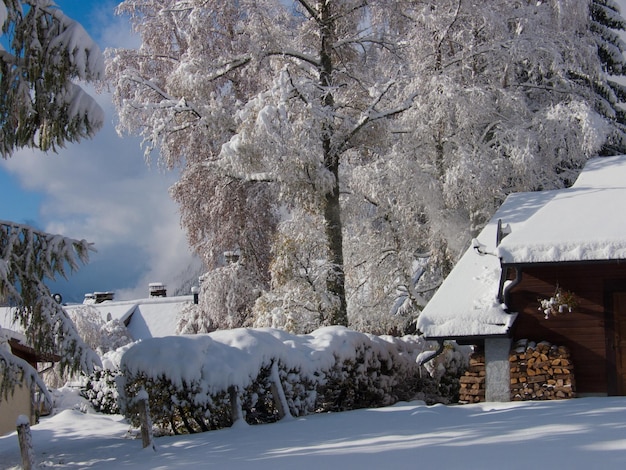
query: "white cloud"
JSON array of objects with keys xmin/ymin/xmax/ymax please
[
  {"xmin": 92, "ymin": 3, "xmax": 141, "ymax": 50},
  {"xmin": 0, "ymin": 6, "xmax": 199, "ymax": 301}
]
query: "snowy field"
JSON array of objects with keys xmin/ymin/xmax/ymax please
[{"xmin": 1, "ymin": 390, "xmax": 626, "ymax": 469}]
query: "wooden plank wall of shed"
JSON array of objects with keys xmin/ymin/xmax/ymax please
[{"xmin": 507, "ymin": 262, "xmax": 626, "ymax": 395}]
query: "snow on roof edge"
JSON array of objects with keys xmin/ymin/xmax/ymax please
[{"xmin": 418, "ymin": 155, "xmax": 626, "ymax": 339}]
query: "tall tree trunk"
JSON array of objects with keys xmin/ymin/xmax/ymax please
[
  {"xmin": 319, "ymin": 1, "xmax": 348, "ymax": 326},
  {"xmin": 323, "ymin": 162, "xmax": 348, "ymax": 326}
]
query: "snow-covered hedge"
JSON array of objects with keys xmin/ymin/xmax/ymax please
[
  {"xmin": 81, "ymin": 344, "xmax": 135, "ymax": 415},
  {"xmin": 117, "ymin": 327, "xmax": 452, "ymax": 434},
  {"xmin": 82, "ymin": 369, "xmax": 120, "ymax": 415}
]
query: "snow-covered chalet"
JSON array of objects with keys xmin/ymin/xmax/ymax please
[{"xmin": 417, "ymin": 155, "xmax": 626, "ymax": 401}]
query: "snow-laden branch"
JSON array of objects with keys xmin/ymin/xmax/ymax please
[
  {"xmin": 266, "ymin": 50, "xmax": 320, "ymax": 67},
  {"xmin": 338, "ymin": 83, "xmax": 419, "ymax": 155},
  {"xmin": 0, "ymin": 338, "xmax": 51, "ymax": 407},
  {"xmin": 295, "ymin": 0, "xmax": 320, "ymax": 23},
  {"xmin": 327, "ymin": 1, "xmax": 368, "ymax": 25},
  {"xmin": 122, "ymin": 73, "xmax": 202, "ymax": 118},
  {"xmin": 0, "ymin": 221, "xmax": 101, "ymax": 377},
  {"xmin": 198, "ymin": 162, "xmax": 276, "ymax": 184},
  {"xmin": 0, "ymin": 1, "xmax": 105, "ymax": 156},
  {"xmin": 44, "ymin": 3, "xmax": 105, "ymax": 80}
]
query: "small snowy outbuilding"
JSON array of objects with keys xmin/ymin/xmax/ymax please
[{"xmin": 417, "ymin": 155, "xmax": 626, "ymax": 400}]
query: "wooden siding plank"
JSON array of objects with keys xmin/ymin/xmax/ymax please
[{"xmin": 506, "ymin": 261, "xmax": 626, "ymax": 395}]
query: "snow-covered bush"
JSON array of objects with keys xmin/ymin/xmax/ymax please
[
  {"xmin": 81, "ymin": 344, "xmax": 134, "ymax": 415},
  {"xmin": 314, "ymin": 334, "xmax": 433, "ymax": 412},
  {"xmin": 82, "ymin": 368, "xmax": 120, "ymax": 414},
  {"xmin": 117, "ymin": 327, "xmax": 447, "ymax": 434},
  {"xmin": 122, "ymin": 372, "xmax": 233, "ymax": 434},
  {"xmin": 421, "ymin": 342, "xmax": 471, "ymax": 404},
  {"xmin": 176, "ymin": 302, "xmax": 213, "ymax": 335}
]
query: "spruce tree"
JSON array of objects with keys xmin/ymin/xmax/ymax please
[
  {"xmin": 1, "ymin": 1, "xmax": 103, "ymax": 400},
  {"xmin": 588, "ymin": 0, "xmax": 626, "ymax": 154}
]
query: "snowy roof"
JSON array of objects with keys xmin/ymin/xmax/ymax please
[
  {"xmin": 497, "ymin": 155, "xmax": 626, "ymax": 264},
  {"xmin": 417, "ymin": 155, "xmax": 626, "ymax": 339},
  {"xmin": 1, "ymin": 295, "xmax": 192, "ymax": 342},
  {"xmin": 65, "ymin": 295, "xmax": 193, "ymax": 340},
  {"xmin": 415, "ymin": 196, "xmax": 521, "ymax": 339}
]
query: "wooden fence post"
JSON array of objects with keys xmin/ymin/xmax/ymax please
[
  {"xmin": 16, "ymin": 415, "xmax": 34, "ymax": 470},
  {"xmin": 229, "ymin": 385, "xmax": 244, "ymax": 424},
  {"xmin": 136, "ymin": 389, "xmax": 155, "ymax": 450}
]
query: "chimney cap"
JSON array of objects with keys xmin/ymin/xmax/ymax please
[{"xmin": 149, "ymin": 282, "xmax": 167, "ymax": 297}]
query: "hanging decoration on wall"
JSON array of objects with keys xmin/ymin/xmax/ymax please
[{"xmin": 538, "ymin": 285, "xmax": 578, "ymax": 319}]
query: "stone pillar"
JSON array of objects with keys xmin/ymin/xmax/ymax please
[{"xmin": 485, "ymin": 337, "xmax": 511, "ymax": 402}]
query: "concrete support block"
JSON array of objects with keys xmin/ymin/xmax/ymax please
[{"xmin": 485, "ymin": 337, "xmax": 511, "ymax": 402}]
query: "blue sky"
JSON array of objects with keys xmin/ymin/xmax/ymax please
[{"xmin": 0, "ymin": 1, "xmax": 199, "ymax": 302}]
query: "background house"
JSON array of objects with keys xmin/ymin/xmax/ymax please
[
  {"xmin": 0, "ymin": 329, "xmax": 54, "ymax": 436},
  {"xmin": 0, "ymin": 284, "xmax": 193, "ymax": 435},
  {"xmin": 417, "ymin": 155, "xmax": 626, "ymax": 401},
  {"xmin": 69, "ymin": 284, "xmax": 194, "ymax": 341}
]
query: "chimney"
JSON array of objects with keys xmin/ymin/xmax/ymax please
[
  {"xmin": 149, "ymin": 282, "xmax": 167, "ymax": 298},
  {"xmin": 191, "ymin": 286, "xmax": 199, "ymax": 305},
  {"xmin": 93, "ymin": 292, "xmax": 115, "ymax": 303}
]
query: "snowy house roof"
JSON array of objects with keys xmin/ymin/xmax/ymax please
[
  {"xmin": 65, "ymin": 295, "xmax": 193, "ymax": 340},
  {"xmin": 417, "ymin": 155, "xmax": 626, "ymax": 340},
  {"xmin": 497, "ymin": 155, "xmax": 626, "ymax": 264},
  {"xmin": 2, "ymin": 294, "xmax": 192, "ymax": 342},
  {"xmin": 415, "ymin": 196, "xmax": 520, "ymax": 339}
]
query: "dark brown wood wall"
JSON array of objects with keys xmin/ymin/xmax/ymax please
[{"xmin": 507, "ymin": 261, "xmax": 626, "ymax": 395}]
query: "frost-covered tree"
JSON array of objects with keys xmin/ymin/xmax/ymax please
[
  {"xmin": 253, "ymin": 209, "xmax": 336, "ymax": 334},
  {"xmin": 109, "ymin": 0, "xmax": 626, "ymax": 335},
  {"xmin": 1, "ymin": 222, "xmax": 101, "ymax": 397},
  {"xmin": 109, "ymin": 0, "xmax": 278, "ymax": 328},
  {"xmin": 399, "ymin": 0, "xmax": 614, "ymax": 229},
  {"xmin": 0, "ymin": 0, "xmax": 104, "ymax": 156},
  {"xmin": 0, "ymin": 1, "xmax": 104, "ymax": 398},
  {"xmin": 67, "ymin": 305, "xmax": 132, "ymax": 355},
  {"xmin": 170, "ymin": 168, "xmax": 277, "ymax": 328},
  {"xmin": 344, "ymin": 0, "xmax": 626, "ymax": 333},
  {"xmin": 197, "ymin": 257, "xmax": 265, "ymax": 331},
  {"xmin": 108, "ymin": 0, "xmax": 418, "ymax": 328}
]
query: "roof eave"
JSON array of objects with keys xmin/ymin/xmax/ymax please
[
  {"xmin": 500, "ymin": 257, "xmax": 626, "ymax": 268},
  {"xmin": 421, "ymin": 332, "xmax": 512, "ymax": 345}
]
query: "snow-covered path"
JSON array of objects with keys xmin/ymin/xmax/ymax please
[{"xmin": 2, "ymin": 396, "xmax": 626, "ymax": 469}]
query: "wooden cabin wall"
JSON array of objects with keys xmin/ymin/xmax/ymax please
[{"xmin": 507, "ymin": 262, "xmax": 626, "ymax": 395}]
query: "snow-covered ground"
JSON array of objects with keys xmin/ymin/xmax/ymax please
[{"xmin": 1, "ymin": 389, "xmax": 626, "ymax": 469}]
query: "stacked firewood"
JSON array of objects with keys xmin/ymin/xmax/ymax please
[
  {"xmin": 510, "ymin": 339, "xmax": 576, "ymax": 401},
  {"xmin": 458, "ymin": 340, "xmax": 576, "ymax": 403},
  {"xmin": 458, "ymin": 350, "xmax": 486, "ymax": 403}
]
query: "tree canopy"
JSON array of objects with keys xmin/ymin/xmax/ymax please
[{"xmin": 109, "ymin": 0, "xmax": 626, "ymax": 335}]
